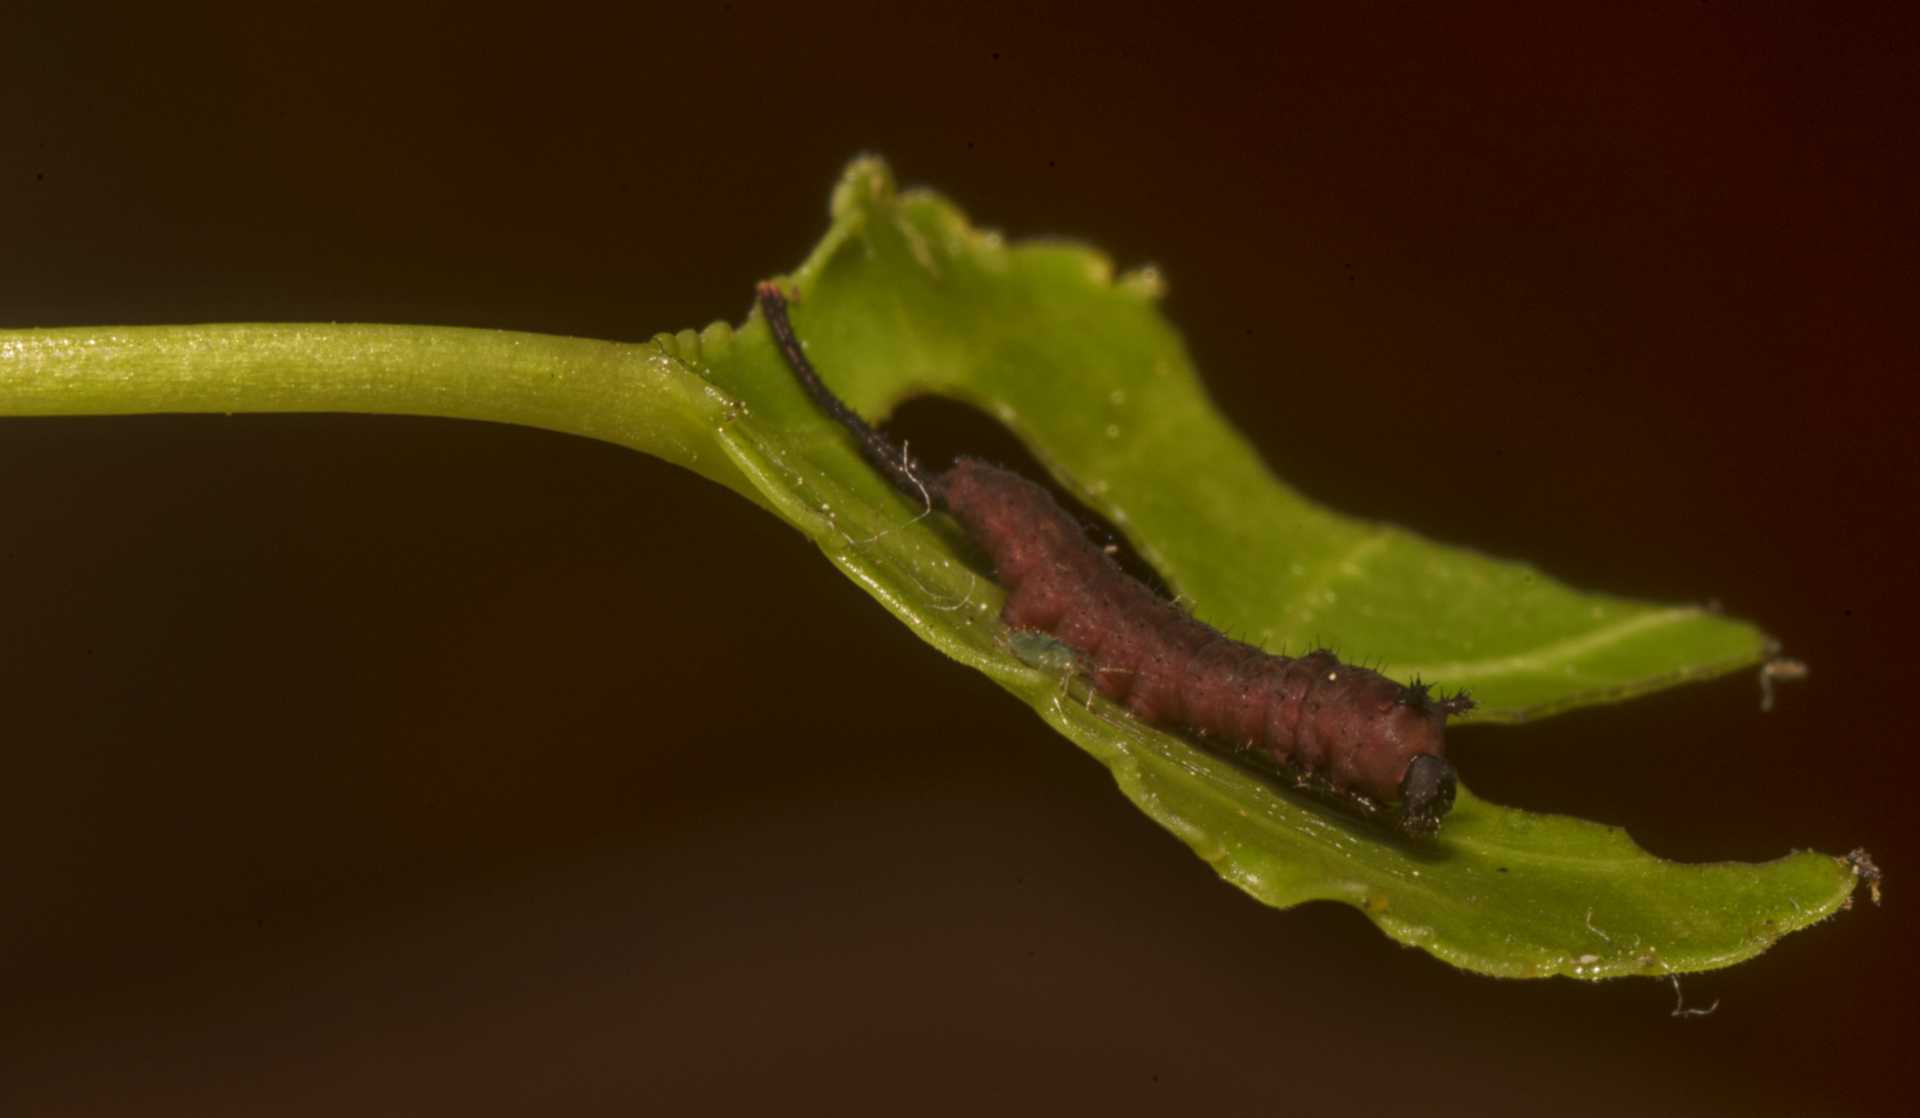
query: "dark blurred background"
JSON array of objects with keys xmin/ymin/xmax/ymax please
[{"xmin": 2, "ymin": 3, "xmax": 1913, "ymax": 1114}]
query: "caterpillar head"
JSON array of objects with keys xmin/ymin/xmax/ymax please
[
  {"xmin": 1390, "ymin": 678, "xmax": 1470, "ymax": 837},
  {"xmin": 1397, "ymin": 753, "xmax": 1457, "ymax": 838}
]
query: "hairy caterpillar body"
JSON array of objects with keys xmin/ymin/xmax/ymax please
[{"xmin": 757, "ymin": 283, "xmax": 1468, "ymax": 837}]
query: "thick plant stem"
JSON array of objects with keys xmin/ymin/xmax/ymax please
[{"xmin": 0, "ymin": 323, "xmax": 754, "ymax": 499}]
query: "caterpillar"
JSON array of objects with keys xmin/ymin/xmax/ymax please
[{"xmin": 756, "ymin": 283, "xmax": 1470, "ymax": 837}]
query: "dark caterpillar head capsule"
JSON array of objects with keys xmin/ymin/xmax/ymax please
[
  {"xmin": 1397, "ymin": 753, "xmax": 1457, "ymax": 838},
  {"xmin": 1296, "ymin": 667, "xmax": 1466, "ymax": 839}
]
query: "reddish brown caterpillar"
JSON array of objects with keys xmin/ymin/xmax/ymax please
[{"xmin": 757, "ymin": 284, "xmax": 1470, "ymax": 837}]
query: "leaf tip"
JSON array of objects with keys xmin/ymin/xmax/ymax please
[{"xmin": 830, "ymin": 156, "xmax": 897, "ymax": 221}]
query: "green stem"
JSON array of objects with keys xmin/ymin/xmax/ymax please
[{"xmin": 0, "ymin": 323, "xmax": 757, "ymax": 500}]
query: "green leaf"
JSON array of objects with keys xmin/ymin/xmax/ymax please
[
  {"xmin": 691, "ymin": 158, "xmax": 1863, "ymax": 979},
  {"xmin": 0, "ymin": 156, "xmax": 1867, "ymax": 979}
]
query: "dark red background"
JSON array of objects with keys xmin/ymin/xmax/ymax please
[{"xmin": 3, "ymin": 4, "xmax": 1913, "ymax": 1114}]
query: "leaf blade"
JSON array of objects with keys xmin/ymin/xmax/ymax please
[{"xmin": 700, "ymin": 157, "xmax": 1863, "ymax": 978}]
